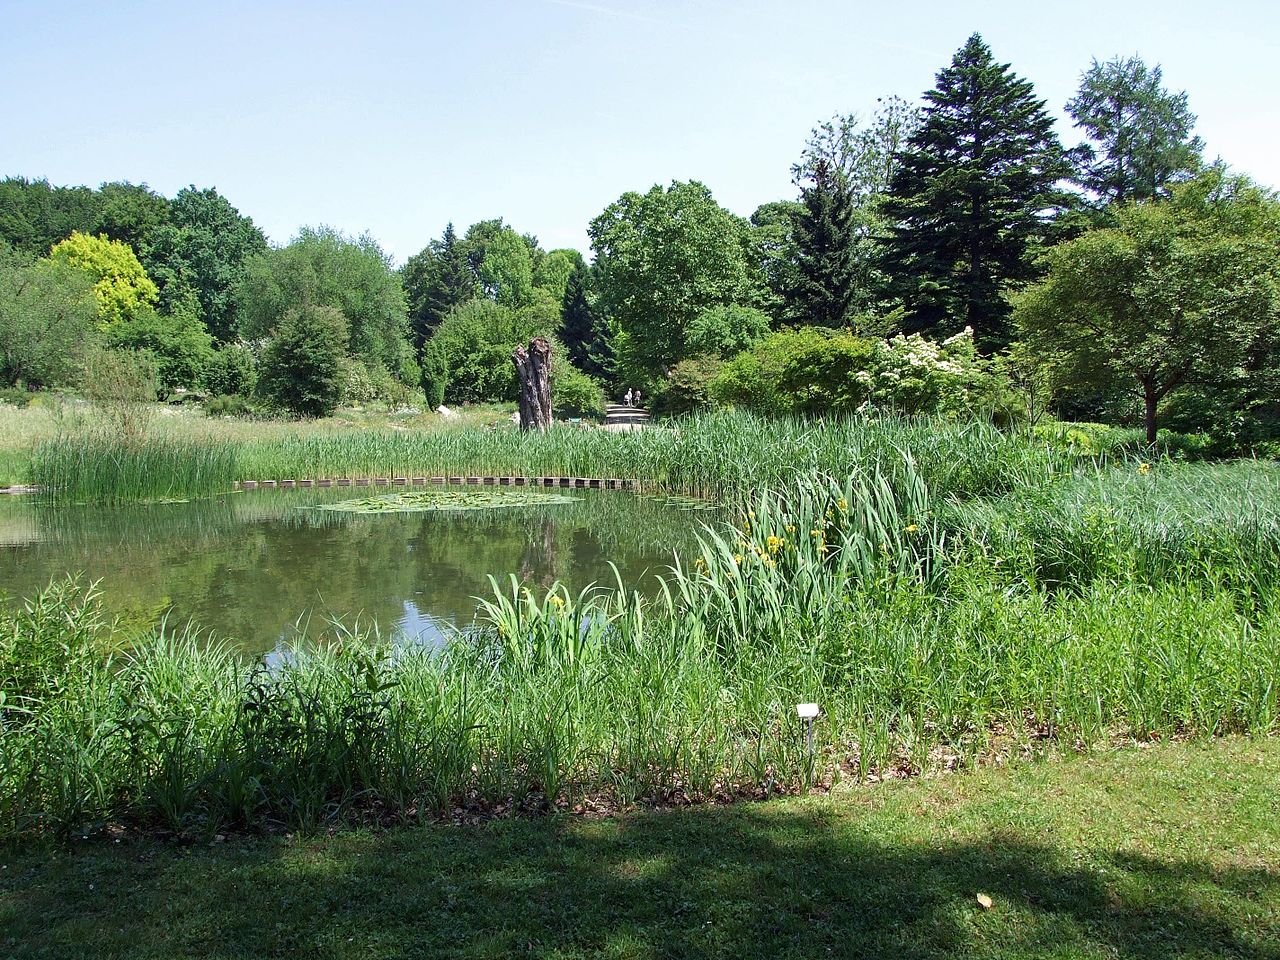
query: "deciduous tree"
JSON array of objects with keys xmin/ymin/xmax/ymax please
[
  {"xmin": 48, "ymin": 231, "xmax": 158, "ymax": 326},
  {"xmin": 589, "ymin": 180, "xmax": 756, "ymax": 380},
  {"xmin": 1014, "ymin": 172, "xmax": 1280, "ymax": 442}
]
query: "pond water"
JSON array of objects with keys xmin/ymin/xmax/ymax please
[{"xmin": 0, "ymin": 487, "xmax": 716, "ymax": 657}]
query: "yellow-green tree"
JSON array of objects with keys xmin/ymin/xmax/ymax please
[{"xmin": 48, "ymin": 231, "xmax": 158, "ymax": 326}]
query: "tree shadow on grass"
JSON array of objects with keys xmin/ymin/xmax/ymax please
[{"xmin": 4, "ymin": 804, "xmax": 1278, "ymax": 959}]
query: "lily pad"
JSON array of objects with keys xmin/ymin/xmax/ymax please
[{"xmin": 314, "ymin": 489, "xmax": 581, "ymax": 514}]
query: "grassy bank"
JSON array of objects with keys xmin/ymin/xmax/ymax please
[
  {"xmin": 2, "ymin": 736, "xmax": 1276, "ymax": 959},
  {"xmin": 4, "ymin": 460, "xmax": 1278, "ymax": 840}
]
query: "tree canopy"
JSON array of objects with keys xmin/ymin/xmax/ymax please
[
  {"xmin": 883, "ymin": 33, "xmax": 1072, "ymax": 351},
  {"xmin": 1014, "ymin": 171, "xmax": 1280, "ymax": 441},
  {"xmin": 1067, "ymin": 55, "xmax": 1204, "ymax": 205},
  {"xmin": 590, "ymin": 180, "xmax": 757, "ymax": 381},
  {"xmin": 47, "ymin": 232, "xmax": 158, "ymax": 327},
  {"xmin": 237, "ymin": 226, "xmax": 411, "ymax": 377}
]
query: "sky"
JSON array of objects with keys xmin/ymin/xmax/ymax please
[{"xmin": 3, "ymin": 0, "xmax": 1278, "ymax": 262}]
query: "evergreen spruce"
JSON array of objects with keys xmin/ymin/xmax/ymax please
[
  {"xmin": 791, "ymin": 160, "xmax": 856, "ymax": 327},
  {"xmin": 883, "ymin": 33, "xmax": 1071, "ymax": 351},
  {"xmin": 404, "ymin": 222, "xmax": 476, "ymax": 352},
  {"xmin": 560, "ymin": 263, "xmax": 611, "ymax": 379}
]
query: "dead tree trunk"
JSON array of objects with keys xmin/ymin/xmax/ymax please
[{"xmin": 513, "ymin": 336, "xmax": 553, "ymax": 432}]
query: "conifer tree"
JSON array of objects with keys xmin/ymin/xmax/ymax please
[
  {"xmin": 883, "ymin": 33, "xmax": 1071, "ymax": 351},
  {"xmin": 560, "ymin": 262, "xmax": 611, "ymax": 379},
  {"xmin": 403, "ymin": 222, "xmax": 476, "ymax": 351},
  {"xmin": 791, "ymin": 160, "xmax": 856, "ymax": 327}
]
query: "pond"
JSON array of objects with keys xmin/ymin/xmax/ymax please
[{"xmin": 0, "ymin": 487, "xmax": 716, "ymax": 657}]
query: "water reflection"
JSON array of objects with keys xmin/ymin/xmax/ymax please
[{"xmin": 0, "ymin": 488, "xmax": 714, "ymax": 656}]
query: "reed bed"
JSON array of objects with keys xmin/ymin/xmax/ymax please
[
  {"xmin": 4, "ymin": 458, "xmax": 1278, "ymax": 840},
  {"xmin": 29, "ymin": 434, "xmax": 238, "ymax": 505},
  {"xmin": 29, "ymin": 410, "xmax": 1071, "ymax": 503}
]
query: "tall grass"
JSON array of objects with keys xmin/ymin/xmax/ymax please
[
  {"xmin": 28, "ymin": 410, "xmax": 1072, "ymax": 503},
  {"xmin": 30, "ymin": 434, "xmax": 238, "ymax": 504},
  {"xmin": 4, "ymin": 458, "xmax": 1278, "ymax": 840}
]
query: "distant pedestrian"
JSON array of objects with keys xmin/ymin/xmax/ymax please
[
  {"xmin": 634, "ymin": 389, "xmax": 642, "ymax": 407},
  {"xmin": 624, "ymin": 388, "xmax": 633, "ymax": 406}
]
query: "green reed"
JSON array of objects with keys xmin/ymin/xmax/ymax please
[
  {"xmin": 4, "ymin": 456, "xmax": 1278, "ymax": 840},
  {"xmin": 28, "ymin": 411, "xmax": 1073, "ymax": 503}
]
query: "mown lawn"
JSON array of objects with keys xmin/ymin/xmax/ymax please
[{"xmin": 2, "ymin": 737, "xmax": 1276, "ymax": 959}]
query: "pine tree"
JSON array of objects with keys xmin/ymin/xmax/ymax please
[
  {"xmin": 403, "ymin": 222, "xmax": 476, "ymax": 352},
  {"xmin": 560, "ymin": 263, "xmax": 611, "ymax": 379},
  {"xmin": 1067, "ymin": 56, "xmax": 1203, "ymax": 205},
  {"xmin": 883, "ymin": 33, "xmax": 1071, "ymax": 351},
  {"xmin": 791, "ymin": 160, "xmax": 856, "ymax": 327}
]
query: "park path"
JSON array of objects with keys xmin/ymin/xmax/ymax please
[{"xmin": 602, "ymin": 402, "xmax": 652, "ymax": 431}]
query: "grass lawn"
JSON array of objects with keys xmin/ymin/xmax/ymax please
[{"xmin": 2, "ymin": 738, "xmax": 1276, "ymax": 959}]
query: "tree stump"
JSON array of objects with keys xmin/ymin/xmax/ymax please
[{"xmin": 513, "ymin": 336, "xmax": 553, "ymax": 432}]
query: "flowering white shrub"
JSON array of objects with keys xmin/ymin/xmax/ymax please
[{"xmin": 865, "ymin": 327, "xmax": 1001, "ymax": 416}]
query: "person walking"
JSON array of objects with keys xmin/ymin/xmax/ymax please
[{"xmin": 624, "ymin": 388, "xmax": 633, "ymax": 406}]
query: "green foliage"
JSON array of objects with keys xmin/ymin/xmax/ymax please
[
  {"xmin": 202, "ymin": 393, "xmax": 255, "ymax": 418},
  {"xmin": 31, "ymin": 434, "xmax": 238, "ymax": 503},
  {"xmin": 686, "ymin": 304, "xmax": 772, "ymax": 359},
  {"xmin": 551, "ymin": 362, "xmax": 605, "ymax": 420},
  {"xmin": 710, "ymin": 327, "xmax": 873, "ymax": 415},
  {"xmin": 0, "ymin": 576, "xmax": 103, "ymax": 718},
  {"xmin": 91, "ymin": 181, "xmax": 171, "ymax": 254},
  {"xmin": 47, "ymin": 231, "xmax": 159, "ymax": 326},
  {"xmin": 1014, "ymin": 171, "xmax": 1280, "ymax": 441},
  {"xmin": 1068, "ymin": 56, "xmax": 1204, "ymax": 205},
  {"xmin": 420, "ymin": 348, "xmax": 447, "ymax": 409},
  {"xmin": 236, "ymin": 226, "xmax": 411, "ymax": 376},
  {"xmin": 590, "ymin": 180, "xmax": 757, "ymax": 378},
  {"xmin": 792, "ymin": 161, "xmax": 857, "ymax": 327},
  {"xmin": 0, "ymin": 252, "xmax": 98, "ymax": 388},
  {"xmin": 559, "ymin": 262, "xmax": 612, "ymax": 381},
  {"xmin": 258, "ymin": 305, "xmax": 350, "ymax": 418},
  {"xmin": 748, "ymin": 200, "xmax": 804, "ymax": 321},
  {"xmin": 660, "ymin": 355, "xmax": 724, "ymax": 415},
  {"xmin": 105, "ymin": 304, "xmax": 213, "ymax": 394},
  {"xmin": 478, "ymin": 227, "xmax": 535, "ymax": 308},
  {"xmin": 5, "ymin": 452, "xmax": 1280, "ymax": 839},
  {"xmin": 423, "ymin": 299, "xmax": 556, "ymax": 404},
  {"xmin": 146, "ymin": 187, "xmax": 266, "ymax": 341},
  {"xmin": 533, "ymin": 248, "xmax": 583, "ymax": 304},
  {"xmin": 0, "ymin": 177, "xmax": 100, "ymax": 257},
  {"xmin": 883, "ymin": 33, "xmax": 1072, "ymax": 350},
  {"xmin": 201, "ymin": 342, "xmax": 258, "ymax": 398},
  {"xmin": 402, "ymin": 222, "xmax": 477, "ymax": 350},
  {"xmin": 80, "ymin": 345, "xmax": 160, "ymax": 443}
]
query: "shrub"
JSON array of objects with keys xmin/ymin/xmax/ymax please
[
  {"xmin": 0, "ymin": 385, "xmax": 34, "ymax": 407},
  {"xmin": 867, "ymin": 327, "xmax": 1004, "ymax": 417},
  {"xmin": 81, "ymin": 345, "xmax": 159, "ymax": 443},
  {"xmin": 686, "ymin": 304, "xmax": 772, "ymax": 359},
  {"xmin": 202, "ymin": 342, "xmax": 258, "ymax": 398},
  {"xmin": 203, "ymin": 394, "xmax": 255, "ymax": 418},
  {"xmin": 553, "ymin": 362, "xmax": 605, "ymax": 420},
  {"xmin": 258, "ymin": 305, "xmax": 349, "ymax": 418},
  {"xmin": 105, "ymin": 304, "xmax": 213, "ymax": 395},
  {"xmin": 709, "ymin": 327, "xmax": 875, "ymax": 415},
  {"xmin": 659, "ymin": 355, "xmax": 724, "ymax": 415},
  {"xmin": 420, "ymin": 348, "xmax": 447, "ymax": 409}
]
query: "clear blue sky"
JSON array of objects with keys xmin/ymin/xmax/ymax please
[{"xmin": 3, "ymin": 0, "xmax": 1277, "ymax": 262}]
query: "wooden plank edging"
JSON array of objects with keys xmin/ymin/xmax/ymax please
[{"xmin": 231, "ymin": 476, "xmax": 636, "ymax": 491}]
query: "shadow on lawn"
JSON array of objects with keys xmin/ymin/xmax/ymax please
[{"xmin": 6, "ymin": 804, "xmax": 1278, "ymax": 959}]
